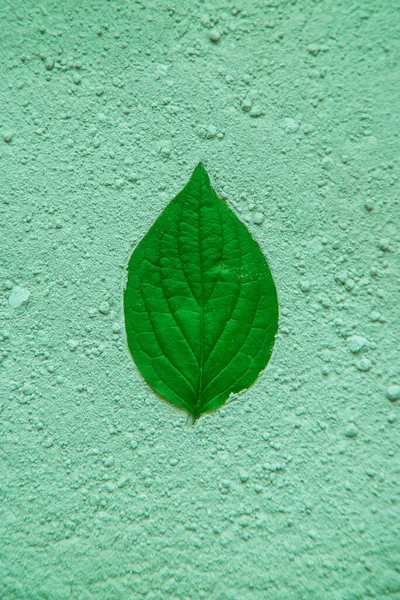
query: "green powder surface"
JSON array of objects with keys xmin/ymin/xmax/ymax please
[{"xmin": 1, "ymin": 1, "xmax": 399, "ymax": 598}]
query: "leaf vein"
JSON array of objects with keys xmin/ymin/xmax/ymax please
[
  {"xmin": 203, "ymin": 217, "xmax": 243, "ymax": 366},
  {"xmin": 201, "ymin": 250, "xmax": 263, "ymax": 398},
  {"xmin": 136, "ymin": 272, "xmax": 197, "ymax": 397},
  {"xmin": 159, "ymin": 231, "xmax": 200, "ymax": 367}
]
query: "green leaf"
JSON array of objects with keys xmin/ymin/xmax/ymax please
[{"xmin": 124, "ymin": 163, "xmax": 278, "ymax": 420}]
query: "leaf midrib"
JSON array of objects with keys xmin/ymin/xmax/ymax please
[
  {"xmin": 196, "ymin": 174, "xmax": 204, "ymax": 418},
  {"xmin": 161, "ymin": 165, "xmax": 269, "ymax": 418}
]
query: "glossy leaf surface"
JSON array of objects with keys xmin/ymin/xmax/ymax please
[{"xmin": 124, "ymin": 163, "xmax": 278, "ymax": 420}]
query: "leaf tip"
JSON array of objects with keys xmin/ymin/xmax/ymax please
[{"xmin": 193, "ymin": 161, "xmax": 209, "ymax": 183}]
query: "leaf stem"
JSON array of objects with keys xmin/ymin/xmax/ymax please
[{"xmin": 185, "ymin": 413, "xmax": 195, "ymax": 428}]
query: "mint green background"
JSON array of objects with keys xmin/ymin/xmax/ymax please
[{"xmin": 1, "ymin": 1, "xmax": 399, "ymax": 599}]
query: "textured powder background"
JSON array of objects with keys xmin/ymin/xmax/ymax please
[{"xmin": 0, "ymin": 1, "xmax": 399, "ymax": 599}]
